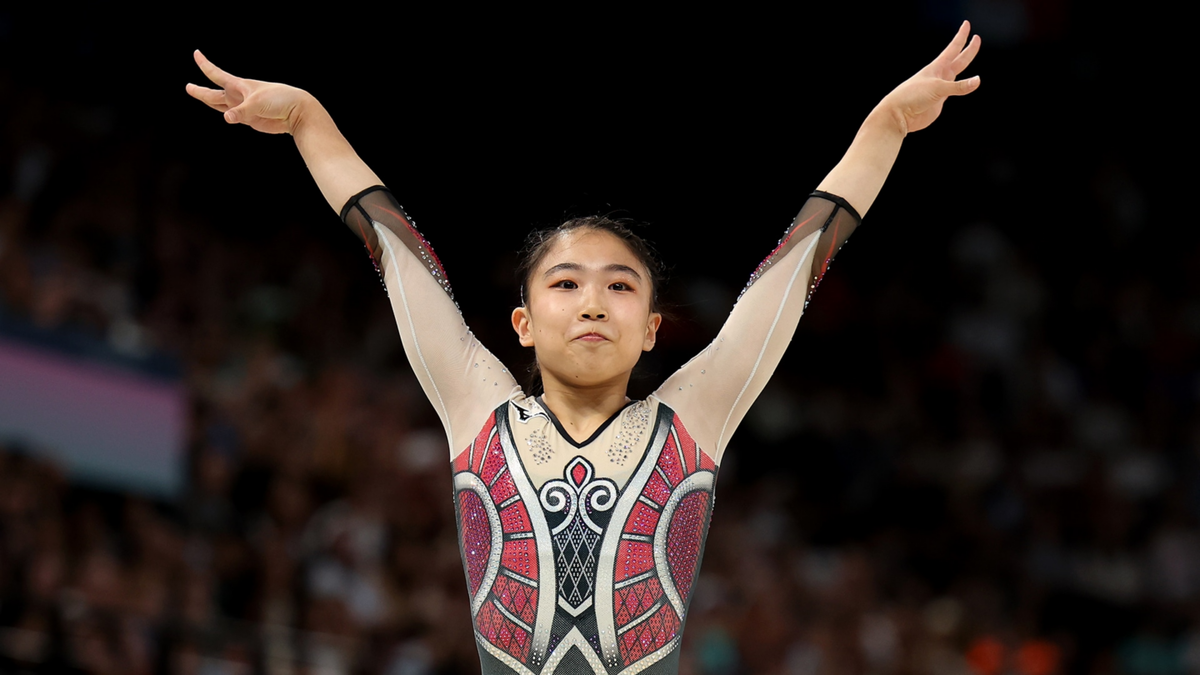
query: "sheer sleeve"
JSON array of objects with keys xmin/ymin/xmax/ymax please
[
  {"xmin": 652, "ymin": 191, "xmax": 862, "ymax": 462},
  {"xmin": 341, "ymin": 186, "xmax": 520, "ymax": 456}
]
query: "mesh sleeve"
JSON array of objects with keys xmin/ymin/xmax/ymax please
[
  {"xmin": 341, "ymin": 186, "xmax": 518, "ymax": 455},
  {"xmin": 341, "ymin": 185, "xmax": 455, "ymax": 302},
  {"xmin": 653, "ymin": 191, "xmax": 862, "ymax": 461},
  {"xmin": 740, "ymin": 190, "xmax": 862, "ymax": 302}
]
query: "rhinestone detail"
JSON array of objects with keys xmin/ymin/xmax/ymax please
[
  {"xmin": 539, "ymin": 457, "xmax": 617, "ymax": 612},
  {"xmin": 619, "ymin": 603, "xmax": 680, "ymax": 664},
  {"xmin": 665, "ymin": 491, "xmax": 709, "ymax": 601},
  {"xmin": 458, "ymin": 406, "xmax": 718, "ymax": 674},
  {"xmin": 608, "ymin": 400, "xmax": 651, "ymax": 466},
  {"xmin": 476, "ymin": 600, "xmax": 531, "ymax": 661},
  {"xmin": 458, "ymin": 490, "xmax": 492, "ymax": 597},
  {"xmin": 528, "ymin": 428, "xmax": 553, "ymax": 465}
]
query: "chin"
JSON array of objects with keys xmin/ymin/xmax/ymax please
[{"xmin": 551, "ymin": 365, "xmax": 631, "ymax": 389}]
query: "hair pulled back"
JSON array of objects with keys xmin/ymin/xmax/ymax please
[{"xmin": 516, "ymin": 216, "xmax": 665, "ymax": 313}]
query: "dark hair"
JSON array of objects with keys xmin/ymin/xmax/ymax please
[{"xmin": 516, "ymin": 216, "xmax": 665, "ymax": 313}]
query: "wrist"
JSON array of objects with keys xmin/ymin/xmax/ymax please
[
  {"xmin": 287, "ymin": 90, "xmax": 322, "ymax": 137},
  {"xmin": 864, "ymin": 103, "xmax": 909, "ymax": 139}
]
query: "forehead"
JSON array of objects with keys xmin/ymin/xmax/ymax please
[{"xmin": 537, "ymin": 229, "xmax": 646, "ymax": 272}]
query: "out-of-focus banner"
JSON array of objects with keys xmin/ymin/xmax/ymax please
[{"xmin": 0, "ymin": 335, "xmax": 186, "ymax": 498}]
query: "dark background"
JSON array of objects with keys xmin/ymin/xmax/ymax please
[{"xmin": 0, "ymin": 3, "xmax": 1191, "ymax": 674}]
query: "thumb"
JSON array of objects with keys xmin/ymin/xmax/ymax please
[
  {"xmin": 948, "ymin": 75, "xmax": 981, "ymax": 96},
  {"xmin": 223, "ymin": 107, "xmax": 241, "ymax": 124}
]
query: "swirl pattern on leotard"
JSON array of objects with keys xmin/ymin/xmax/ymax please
[{"xmin": 453, "ymin": 403, "xmax": 716, "ymax": 675}]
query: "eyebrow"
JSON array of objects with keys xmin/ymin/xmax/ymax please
[{"xmin": 542, "ymin": 262, "xmax": 644, "ymax": 282}]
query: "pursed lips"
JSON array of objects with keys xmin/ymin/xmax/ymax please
[{"xmin": 574, "ymin": 332, "xmax": 608, "ymax": 342}]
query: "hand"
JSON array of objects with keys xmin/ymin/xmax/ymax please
[
  {"xmin": 185, "ymin": 50, "xmax": 310, "ymax": 135},
  {"xmin": 877, "ymin": 21, "xmax": 982, "ymax": 135}
]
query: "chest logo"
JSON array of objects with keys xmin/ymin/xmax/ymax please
[
  {"xmin": 538, "ymin": 456, "xmax": 617, "ymax": 616},
  {"xmin": 513, "ymin": 399, "xmax": 548, "ymax": 424}
]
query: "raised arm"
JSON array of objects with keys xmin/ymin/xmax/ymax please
[
  {"xmin": 818, "ymin": 21, "xmax": 981, "ymax": 216},
  {"xmin": 186, "ymin": 53, "xmax": 519, "ymax": 454},
  {"xmin": 186, "ymin": 51, "xmax": 379, "ymax": 211},
  {"xmin": 654, "ymin": 23, "xmax": 981, "ymax": 462}
]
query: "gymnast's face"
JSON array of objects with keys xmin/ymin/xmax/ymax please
[{"xmin": 511, "ymin": 229, "xmax": 661, "ymax": 393}]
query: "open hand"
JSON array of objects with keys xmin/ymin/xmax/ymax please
[
  {"xmin": 185, "ymin": 51, "xmax": 309, "ymax": 135},
  {"xmin": 879, "ymin": 21, "xmax": 981, "ymax": 135}
]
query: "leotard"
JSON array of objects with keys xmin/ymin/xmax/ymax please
[{"xmin": 341, "ymin": 187, "xmax": 861, "ymax": 675}]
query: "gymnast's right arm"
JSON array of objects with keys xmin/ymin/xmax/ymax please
[{"xmin": 186, "ymin": 51, "xmax": 518, "ymax": 455}]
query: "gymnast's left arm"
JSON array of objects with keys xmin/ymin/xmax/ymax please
[{"xmin": 653, "ymin": 21, "xmax": 981, "ymax": 463}]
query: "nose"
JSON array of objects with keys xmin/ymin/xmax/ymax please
[{"xmin": 579, "ymin": 288, "xmax": 606, "ymax": 321}]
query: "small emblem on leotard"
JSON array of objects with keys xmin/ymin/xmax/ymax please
[{"xmin": 513, "ymin": 399, "xmax": 549, "ymax": 424}]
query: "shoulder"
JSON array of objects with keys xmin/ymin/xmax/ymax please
[{"xmin": 506, "ymin": 391, "xmax": 543, "ymax": 421}]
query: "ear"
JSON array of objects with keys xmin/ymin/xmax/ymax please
[
  {"xmin": 512, "ymin": 306, "xmax": 535, "ymax": 347},
  {"xmin": 642, "ymin": 312, "xmax": 662, "ymax": 352}
]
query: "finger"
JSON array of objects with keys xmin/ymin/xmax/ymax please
[
  {"xmin": 193, "ymin": 49, "xmax": 239, "ymax": 89},
  {"xmin": 942, "ymin": 75, "xmax": 981, "ymax": 97},
  {"xmin": 936, "ymin": 21, "xmax": 972, "ymax": 64},
  {"xmin": 185, "ymin": 83, "xmax": 230, "ymax": 111},
  {"xmin": 224, "ymin": 102, "xmax": 250, "ymax": 125},
  {"xmin": 950, "ymin": 34, "xmax": 982, "ymax": 75}
]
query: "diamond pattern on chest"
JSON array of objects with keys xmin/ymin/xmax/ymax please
[
  {"xmin": 538, "ymin": 456, "xmax": 617, "ymax": 615},
  {"xmin": 453, "ymin": 403, "xmax": 724, "ymax": 674}
]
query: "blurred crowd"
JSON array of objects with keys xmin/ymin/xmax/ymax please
[{"xmin": 2, "ymin": 18, "xmax": 1198, "ymax": 675}]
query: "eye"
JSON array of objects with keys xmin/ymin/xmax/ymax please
[
  {"xmin": 609, "ymin": 282, "xmax": 632, "ymax": 291},
  {"xmin": 552, "ymin": 280, "xmax": 578, "ymax": 289}
]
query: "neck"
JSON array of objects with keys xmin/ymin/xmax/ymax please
[{"xmin": 539, "ymin": 374, "xmax": 631, "ymax": 444}]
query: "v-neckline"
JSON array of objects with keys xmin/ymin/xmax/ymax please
[{"xmin": 536, "ymin": 396, "xmax": 638, "ymax": 448}]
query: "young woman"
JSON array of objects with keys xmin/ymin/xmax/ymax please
[{"xmin": 188, "ymin": 23, "xmax": 980, "ymax": 674}]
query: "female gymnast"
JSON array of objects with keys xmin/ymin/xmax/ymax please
[{"xmin": 188, "ymin": 23, "xmax": 980, "ymax": 674}]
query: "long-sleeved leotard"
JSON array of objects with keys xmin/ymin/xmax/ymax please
[{"xmin": 342, "ymin": 187, "xmax": 860, "ymax": 675}]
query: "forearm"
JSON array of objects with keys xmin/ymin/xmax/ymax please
[
  {"xmin": 290, "ymin": 93, "xmax": 383, "ymax": 213},
  {"xmin": 815, "ymin": 106, "xmax": 906, "ymax": 219}
]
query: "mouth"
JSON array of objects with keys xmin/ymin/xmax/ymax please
[{"xmin": 574, "ymin": 332, "xmax": 609, "ymax": 342}]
